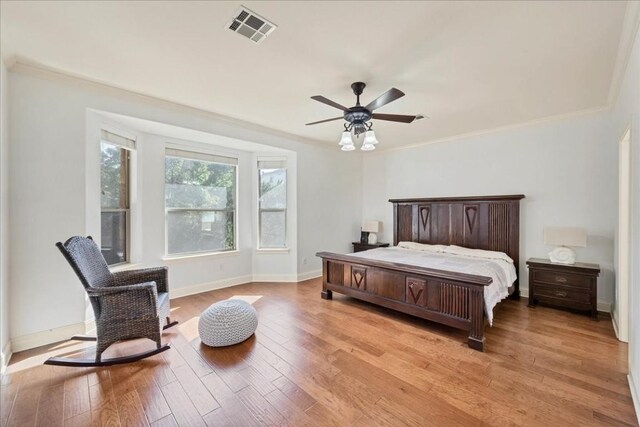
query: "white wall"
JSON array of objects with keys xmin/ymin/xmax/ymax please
[
  {"xmin": 609, "ymin": 17, "xmax": 640, "ymax": 421},
  {"xmin": 0, "ymin": 59, "xmax": 10, "ymax": 368},
  {"xmin": 8, "ymin": 64, "xmax": 361, "ymax": 349},
  {"xmin": 362, "ymin": 111, "xmax": 617, "ymax": 307}
]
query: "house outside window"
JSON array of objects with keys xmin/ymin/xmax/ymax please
[
  {"xmin": 258, "ymin": 158, "xmax": 287, "ymax": 248},
  {"xmin": 165, "ymin": 149, "xmax": 238, "ymax": 255}
]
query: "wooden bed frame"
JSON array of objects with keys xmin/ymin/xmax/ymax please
[{"xmin": 316, "ymin": 194, "xmax": 525, "ymax": 351}]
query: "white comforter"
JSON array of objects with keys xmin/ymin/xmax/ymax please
[{"xmin": 347, "ymin": 247, "xmax": 517, "ymax": 325}]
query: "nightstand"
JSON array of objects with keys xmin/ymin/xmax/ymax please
[
  {"xmin": 526, "ymin": 258, "xmax": 600, "ymax": 319},
  {"xmin": 352, "ymin": 242, "xmax": 389, "ymax": 253}
]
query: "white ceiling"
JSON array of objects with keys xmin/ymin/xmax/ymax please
[{"xmin": 0, "ymin": 1, "xmax": 632, "ymax": 150}]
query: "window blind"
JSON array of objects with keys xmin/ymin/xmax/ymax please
[
  {"xmin": 101, "ymin": 129, "xmax": 136, "ymax": 150},
  {"xmin": 257, "ymin": 158, "xmax": 287, "ymax": 169},
  {"xmin": 165, "ymin": 148, "xmax": 238, "ymax": 166}
]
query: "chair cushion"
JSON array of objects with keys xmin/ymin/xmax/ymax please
[
  {"xmin": 157, "ymin": 292, "xmax": 170, "ymax": 326},
  {"xmin": 198, "ymin": 299, "xmax": 258, "ymax": 347}
]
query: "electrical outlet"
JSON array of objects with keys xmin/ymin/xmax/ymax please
[{"xmin": 303, "ymin": 257, "xmax": 308, "ymax": 265}]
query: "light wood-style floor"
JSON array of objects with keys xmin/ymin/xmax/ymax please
[{"xmin": 1, "ymin": 278, "xmax": 636, "ymax": 426}]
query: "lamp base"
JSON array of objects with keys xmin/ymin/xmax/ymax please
[
  {"xmin": 368, "ymin": 232, "xmax": 378, "ymax": 244},
  {"xmin": 548, "ymin": 246, "xmax": 576, "ymax": 265}
]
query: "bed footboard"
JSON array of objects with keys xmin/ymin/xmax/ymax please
[{"xmin": 317, "ymin": 252, "xmax": 491, "ymax": 351}]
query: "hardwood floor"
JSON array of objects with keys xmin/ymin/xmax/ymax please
[{"xmin": 1, "ymin": 278, "xmax": 636, "ymax": 426}]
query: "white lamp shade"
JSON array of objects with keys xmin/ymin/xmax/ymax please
[
  {"xmin": 362, "ymin": 220, "xmax": 380, "ymax": 233},
  {"xmin": 361, "ymin": 143, "xmax": 376, "ymax": 151},
  {"xmin": 341, "ymin": 144, "xmax": 355, "ymax": 151},
  {"xmin": 363, "ymin": 130, "xmax": 379, "ymax": 145},
  {"xmin": 339, "ymin": 131, "xmax": 353, "ymax": 146},
  {"xmin": 543, "ymin": 227, "xmax": 587, "ymax": 247}
]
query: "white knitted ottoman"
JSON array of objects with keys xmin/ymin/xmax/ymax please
[{"xmin": 198, "ymin": 299, "xmax": 258, "ymax": 347}]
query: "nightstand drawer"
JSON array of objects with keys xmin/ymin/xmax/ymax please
[
  {"xmin": 532, "ymin": 270, "xmax": 591, "ymax": 289},
  {"xmin": 533, "ymin": 284, "xmax": 591, "ymax": 304}
]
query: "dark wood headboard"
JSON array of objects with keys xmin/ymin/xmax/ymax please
[{"xmin": 390, "ymin": 194, "xmax": 525, "ymax": 288}]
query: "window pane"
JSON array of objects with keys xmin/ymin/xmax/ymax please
[
  {"xmin": 101, "ymin": 211, "xmax": 127, "ymax": 265},
  {"xmin": 165, "ymin": 154, "xmax": 237, "ymax": 255},
  {"xmin": 165, "ymin": 157, "xmax": 236, "ymax": 209},
  {"xmin": 167, "ymin": 210, "xmax": 234, "ymax": 254},
  {"xmin": 259, "ymin": 168, "xmax": 286, "ymax": 209},
  {"xmin": 101, "ymin": 143, "xmax": 128, "ymax": 209},
  {"xmin": 260, "ymin": 211, "xmax": 286, "ymax": 248}
]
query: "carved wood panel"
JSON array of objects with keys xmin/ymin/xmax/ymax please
[
  {"xmin": 405, "ymin": 278, "xmax": 426, "ymax": 306},
  {"xmin": 439, "ymin": 282, "xmax": 470, "ymax": 320},
  {"xmin": 351, "ymin": 267, "xmax": 367, "ymax": 291},
  {"xmin": 488, "ymin": 203, "xmax": 510, "ymax": 255}
]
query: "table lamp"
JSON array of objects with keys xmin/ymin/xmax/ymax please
[
  {"xmin": 362, "ymin": 221, "xmax": 381, "ymax": 244},
  {"xmin": 543, "ymin": 227, "xmax": 587, "ymax": 265}
]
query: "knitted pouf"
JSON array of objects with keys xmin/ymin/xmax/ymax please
[{"xmin": 198, "ymin": 299, "xmax": 258, "ymax": 347}]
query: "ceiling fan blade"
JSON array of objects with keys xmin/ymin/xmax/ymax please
[
  {"xmin": 365, "ymin": 88, "xmax": 405, "ymax": 111},
  {"xmin": 311, "ymin": 95, "xmax": 348, "ymax": 111},
  {"xmin": 305, "ymin": 116, "xmax": 344, "ymax": 126},
  {"xmin": 371, "ymin": 113, "xmax": 417, "ymax": 123}
]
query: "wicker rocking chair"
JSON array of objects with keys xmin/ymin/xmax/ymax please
[{"xmin": 45, "ymin": 236, "xmax": 178, "ymax": 367}]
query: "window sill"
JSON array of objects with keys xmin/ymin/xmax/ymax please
[
  {"xmin": 162, "ymin": 250, "xmax": 241, "ymax": 263},
  {"xmin": 256, "ymin": 248, "xmax": 290, "ymax": 254},
  {"xmin": 109, "ymin": 263, "xmax": 142, "ymax": 273}
]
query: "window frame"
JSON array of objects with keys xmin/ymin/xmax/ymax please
[
  {"xmin": 257, "ymin": 159, "xmax": 287, "ymax": 249},
  {"xmin": 100, "ymin": 131, "xmax": 134, "ymax": 267},
  {"xmin": 164, "ymin": 148, "xmax": 239, "ymax": 257}
]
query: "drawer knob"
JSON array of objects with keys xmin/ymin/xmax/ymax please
[
  {"xmin": 554, "ymin": 290, "xmax": 567, "ymax": 297},
  {"xmin": 555, "ymin": 276, "xmax": 568, "ymax": 283}
]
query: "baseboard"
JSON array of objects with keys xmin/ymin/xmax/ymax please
[
  {"xmin": 252, "ymin": 274, "xmax": 299, "ymax": 283},
  {"xmin": 628, "ymin": 373, "xmax": 640, "ymax": 425},
  {"xmin": 1, "ymin": 340, "xmax": 11, "ymax": 374},
  {"xmin": 612, "ymin": 315, "xmax": 620, "ymax": 339},
  {"xmin": 170, "ymin": 274, "xmax": 253, "ymax": 299},
  {"xmin": 11, "ymin": 321, "xmax": 90, "ymax": 353},
  {"xmin": 519, "ymin": 286, "xmax": 612, "ymax": 312},
  {"xmin": 297, "ymin": 269, "xmax": 322, "ymax": 282}
]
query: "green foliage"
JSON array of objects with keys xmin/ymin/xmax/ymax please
[
  {"xmin": 165, "ymin": 157, "xmax": 237, "ymax": 253},
  {"xmin": 101, "ymin": 144, "xmax": 126, "ymax": 209}
]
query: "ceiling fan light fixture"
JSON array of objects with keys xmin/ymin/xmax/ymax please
[
  {"xmin": 361, "ymin": 143, "xmax": 376, "ymax": 151},
  {"xmin": 339, "ymin": 131, "xmax": 353, "ymax": 146},
  {"xmin": 363, "ymin": 130, "xmax": 379, "ymax": 145},
  {"xmin": 341, "ymin": 143, "xmax": 356, "ymax": 152}
]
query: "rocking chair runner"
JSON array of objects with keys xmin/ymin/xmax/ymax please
[{"xmin": 45, "ymin": 236, "xmax": 178, "ymax": 367}]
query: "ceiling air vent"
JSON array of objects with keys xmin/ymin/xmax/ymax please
[{"xmin": 227, "ymin": 6, "xmax": 277, "ymax": 44}]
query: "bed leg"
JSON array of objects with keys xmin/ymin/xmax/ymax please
[
  {"xmin": 321, "ymin": 259, "xmax": 332, "ymax": 300},
  {"xmin": 468, "ymin": 336, "xmax": 485, "ymax": 352},
  {"xmin": 468, "ymin": 287, "xmax": 485, "ymax": 351}
]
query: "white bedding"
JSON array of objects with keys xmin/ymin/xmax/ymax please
[{"xmin": 346, "ymin": 247, "xmax": 517, "ymax": 325}]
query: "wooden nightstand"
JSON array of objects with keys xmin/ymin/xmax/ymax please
[
  {"xmin": 352, "ymin": 242, "xmax": 389, "ymax": 253},
  {"xmin": 526, "ymin": 258, "xmax": 600, "ymax": 319}
]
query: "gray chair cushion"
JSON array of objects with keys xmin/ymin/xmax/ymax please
[{"xmin": 198, "ymin": 299, "xmax": 258, "ymax": 347}]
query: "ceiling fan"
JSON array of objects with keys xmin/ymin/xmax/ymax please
[{"xmin": 306, "ymin": 82, "xmax": 422, "ymax": 151}]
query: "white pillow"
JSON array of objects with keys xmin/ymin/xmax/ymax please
[
  {"xmin": 443, "ymin": 245, "xmax": 513, "ymax": 263},
  {"xmin": 397, "ymin": 241, "xmax": 446, "ymax": 253}
]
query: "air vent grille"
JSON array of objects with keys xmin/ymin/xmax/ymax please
[{"xmin": 227, "ymin": 6, "xmax": 277, "ymax": 44}]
